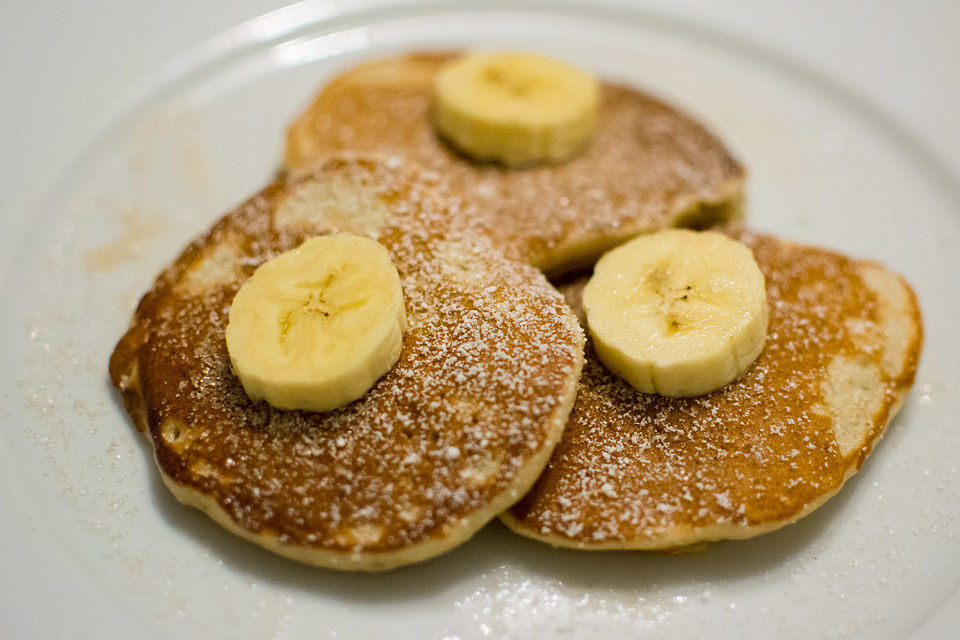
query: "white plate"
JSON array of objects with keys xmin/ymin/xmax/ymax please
[{"xmin": 3, "ymin": 2, "xmax": 959, "ymax": 638}]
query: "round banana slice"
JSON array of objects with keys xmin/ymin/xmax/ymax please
[
  {"xmin": 583, "ymin": 229, "xmax": 767, "ymax": 397},
  {"xmin": 226, "ymin": 233, "xmax": 405, "ymax": 413},
  {"xmin": 433, "ymin": 51, "xmax": 599, "ymax": 166}
]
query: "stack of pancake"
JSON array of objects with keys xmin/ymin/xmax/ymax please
[{"xmin": 110, "ymin": 52, "xmax": 922, "ymax": 570}]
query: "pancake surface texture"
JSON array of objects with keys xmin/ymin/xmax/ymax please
[
  {"xmin": 502, "ymin": 231, "xmax": 923, "ymax": 549},
  {"xmin": 285, "ymin": 52, "xmax": 745, "ymax": 275},
  {"xmin": 109, "ymin": 157, "xmax": 584, "ymax": 570}
]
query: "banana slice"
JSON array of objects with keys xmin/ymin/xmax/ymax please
[
  {"xmin": 583, "ymin": 229, "xmax": 767, "ymax": 397},
  {"xmin": 226, "ymin": 234, "xmax": 406, "ymax": 413},
  {"xmin": 433, "ymin": 51, "xmax": 599, "ymax": 166}
]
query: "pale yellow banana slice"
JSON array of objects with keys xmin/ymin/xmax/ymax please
[
  {"xmin": 226, "ymin": 234, "xmax": 406, "ymax": 413},
  {"xmin": 433, "ymin": 51, "xmax": 599, "ymax": 166},
  {"xmin": 583, "ymin": 229, "xmax": 767, "ymax": 397}
]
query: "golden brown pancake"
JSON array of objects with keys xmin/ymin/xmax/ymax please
[
  {"xmin": 285, "ymin": 52, "xmax": 745, "ymax": 276},
  {"xmin": 109, "ymin": 157, "xmax": 584, "ymax": 570},
  {"xmin": 501, "ymin": 231, "xmax": 923, "ymax": 549}
]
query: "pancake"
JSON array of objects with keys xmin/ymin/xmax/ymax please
[
  {"xmin": 501, "ymin": 231, "xmax": 923, "ymax": 549},
  {"xmin": 285, "ymin": 52, "xmax": 745, "ymax": 276},
  {"xmin": 109, "ymin": 157, "xmax": 585, "ymax": 570}
]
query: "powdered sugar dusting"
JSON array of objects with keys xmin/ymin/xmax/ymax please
[
  {"xmin": 285, "ymin": 52, "xmax": 744, "ymax": 273},
  {"xmin": 110, "ymin": 157, "xmax": 584, "ymax": 554},
  {"xmin": 509, "ymin": 231, "xmax": 921, "ymax": 545}
]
